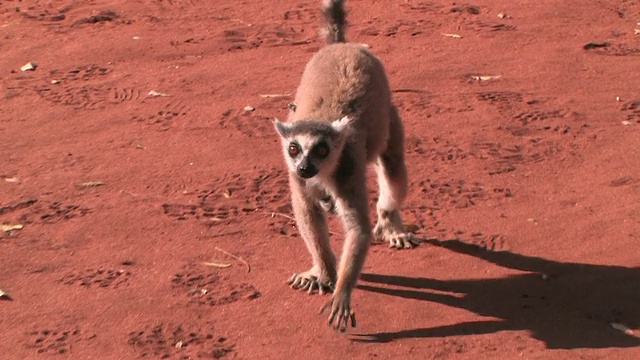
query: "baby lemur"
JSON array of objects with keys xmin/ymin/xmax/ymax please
[{"xmin": 274, "ymin": 0, "xmax": 419, "ymax": 331}]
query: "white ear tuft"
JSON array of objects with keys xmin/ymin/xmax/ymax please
[
  {"xmin": 274, "ymin": 118, "xmax": 292, "ymax": 137},
  {"xmin": 331, "ymin": 116, "xmax": 353, "ymax": 133}
]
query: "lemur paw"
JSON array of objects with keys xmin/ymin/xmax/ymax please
[
  {"xmin": 386, "ymin": 232, "xmax": 421, "ymax": 249},
  {"xmin": 320, "ymin": 291, "xmax": 356, "ymax": 332},
  {"xmin": 374, "ymin": 214, "xmax": 421, "ymax": 249},
  {"xmin": 287, "ymin": 269, "xmax": 335, "ymax": 295}
]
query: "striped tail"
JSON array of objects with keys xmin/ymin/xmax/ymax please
[{"xmin": 321, "ymin": 0, "xmax": 346, "ymax": 44}]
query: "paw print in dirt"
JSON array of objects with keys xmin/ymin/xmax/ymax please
[
  {"xmin": 171, "ymin": 264, "xmax": 261, "ymax": 306},
  {"xmin": 508, "ymin": 105, "xmax": 591, "ymax": 138},
  {"xmin": 39, "ymin": 202, "xmax": 91, "ymax": 223},
  {"xmin": 33, "ymin": 65, "xmax": 115, "ymax": 110},
  {"xmin": 463, "ymin": 20, "xmax": 517, "ymax": 34},
  {"xmin": 218, "ymin": 109, "xmax": 276, "ymax": 139},
  {"xmin": 128, "ymin": 323, "xmax": 234, "ymax": 359},
  {"xmin": 0, "ymin": 198, "xmax": 89, "ymax": 225},
  {"xmin": 133, "ymin": 100, "xmax": 189, "ymax": 131},
  {"xmin": 513, "ymin": 109, "xmax": 567, "ymax": 126},
  {"xmin": 621, "ymin": 100, "xmax": 640, "ymax": 124},
  {"xmin": 467, "ymin": 232, "xmax": 509, "ymax": 251},
  {"xmin": 406, "ymin": 134, "xmax": 469, "ymax": 161},
  {"xmin": 584, "ymin": 42, "xmax": 640, "ymax": 57},
  {"xmin": 59, "ymin": 267, "xmax": 132, "ymax": 289},
  {"xmin": 418, "ymin": 178, "xmax": 488, "ymax": 210},
  {"xmin": 26, "ymin": 326, "xmax": 87, "ymax": 355},
  {"xmin": 476, "ymin": 91, "xmax": 524, "ymax": 112},
  {"xmin": 162, "ymin": 168, "xmax": 290, "ymax": 226},
  {"xmin": 217, "ymin": 6, "xmax": 315, "ymax": 52},
  {"xmin": 470, "ymin": 141, "xmax": 566, "ymax": 175}
]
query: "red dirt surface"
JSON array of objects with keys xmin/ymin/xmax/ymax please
[{"xmin": 1, "ymin": 0, "xmax": 639, "ymax": 359}]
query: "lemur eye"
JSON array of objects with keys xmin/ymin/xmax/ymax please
[
  {"xmin": 288, "ymin": 143, "xmax": 300, "ymax": 157},
  {"xmin": 314, "ymin": 143, "xmax": 330, "ymax": 158}
]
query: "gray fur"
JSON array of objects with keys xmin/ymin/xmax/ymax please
[{"xmin": 276, "ymin": 119, "xmax": 341, "ymax": 139}]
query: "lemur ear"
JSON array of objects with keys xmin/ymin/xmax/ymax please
[
  {"xmin": 274, "ymin": 118, "xmax": 292, "ymax": 137},
  {"xmin": 331, "ymin": 116, "xmax": 353, "ymax": 134}
]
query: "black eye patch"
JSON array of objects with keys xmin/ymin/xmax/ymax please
[{"xmin": 312, "ymin": 141, "xmax": 330, "ymax": 159}]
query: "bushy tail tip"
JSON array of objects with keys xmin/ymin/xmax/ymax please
[{"xmin": 321, "ymin": 0, "xmax": 346, "ymax": 44}]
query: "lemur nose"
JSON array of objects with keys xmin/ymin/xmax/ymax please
[{"xmin": 297, "ymin": 163, "xmax": 318, "ymax": 179}]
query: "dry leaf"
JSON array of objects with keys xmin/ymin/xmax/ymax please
[
  {"xmin": 148, "ymin": 90, "xmax": 169, "ymax": 97},
  {"xmin": 223, "ymin": 189, "xmax": 233, "ymax": 198},
  {"xmin": 0, "ymin": 224, "xmax": 23, "ymax": 232},
  {"xmin": 470, "ymin": 75, "xmax": 502, "ymax": 81},
  {"xmin": 20, "ymin": 61, "xmax": 37, "ymax": 71},
  {"xmin": 202, "ymin": 261, "xmax": 232, "ymax": 268},
  {"xmin": 610, "ymin": 322, "xmax": 634, "ymax": 335},
  {"xmin": 259, "ymin": 94, "xmax": 290, "ymax": 98},
  {"xmin": 0, "ymin": 289, "xmax": 11, "ymax": 300},
  {"xmin": 77, "ymin": 181, "xmax": 105, "ymax": 188}
]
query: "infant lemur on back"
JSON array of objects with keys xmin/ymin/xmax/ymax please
[{"xmin": 274, "ymin": 0, "xmax": 419, "ymax": 332}]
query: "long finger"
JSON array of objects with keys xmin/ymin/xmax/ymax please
[
  {"xmin": 306, "ymin": 281, "xmax": 317, "ymax": 294},
  {"xmin": 328, "ymin": 307, "xmax": 338, "ymax": 326},
  {"xmin": 286, "ymin": 273, "xmax": 297, "ymax": 284},
  {"xmin": 319, "ymin": 300, "xmax": 331, "ymax": 315},
  {"xmin": 301, "ymin": 280, "xmax": 312, "ymax": 291}
]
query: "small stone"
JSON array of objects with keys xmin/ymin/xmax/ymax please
[
  {"xmin": 20, "ymin": 62, "xmax": 38, "ymax": 72},
  {"xmin": 121, "ymin": 259, "xmax": 135, "ymax": 266},
  {"xmin": 244, "ymin": 105, "xmax": 255, "ymax": 112}
]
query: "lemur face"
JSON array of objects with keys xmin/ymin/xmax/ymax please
[{"xmin": 275, "ymin": 117, "xmax": 352, "ymax": 180}]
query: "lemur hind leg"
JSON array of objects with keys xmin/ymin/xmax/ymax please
[
  {"xmin": 374, "ymin": 107, "xmax": 420, "ymax": 249},
  {"xmin": 287, "ymin": 175, "xmax": 337, "ymax": 294}
]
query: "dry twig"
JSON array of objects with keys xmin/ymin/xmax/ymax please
[{"xmin": 215, "ymin": 246, "xmax": 251, "ymax": 273}]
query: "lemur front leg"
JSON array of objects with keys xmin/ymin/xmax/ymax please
[
  {"xmin": 287, "ymin": 174, "xmax": 337, "ymax": 294},
  {"xmin": 321, "ymin": 164, "xmax": 371, "ymax": 331}
]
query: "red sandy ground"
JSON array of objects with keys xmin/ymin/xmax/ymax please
[{"xmin": 1, "ymin": 0, "xmax": 639, "ymax": 359}]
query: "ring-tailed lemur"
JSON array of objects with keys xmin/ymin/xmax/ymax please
[{"xmin": 274, "ymin": 0, "xmax": 419, "ymax": 332}]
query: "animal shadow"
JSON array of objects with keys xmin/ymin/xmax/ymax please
[{"xmin": 354, "ymin": 239, "xmax": 640, "ymax": 349}]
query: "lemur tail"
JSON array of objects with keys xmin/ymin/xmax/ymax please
[{"xmin": 321, "ymin": 0, "xmax": 346, "ymax": 44}]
